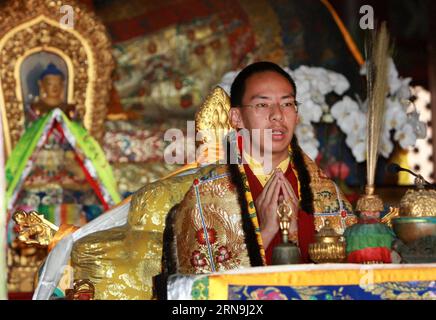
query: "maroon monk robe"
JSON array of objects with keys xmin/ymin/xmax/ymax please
[{"xmin": 243, "ymin": 163, "xmax": 316, "ymax": 264}]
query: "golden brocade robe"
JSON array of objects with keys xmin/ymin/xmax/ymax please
[
  {"xmin": 70, "ymin": 150, "xmax": 357, "ymax": 299},
  {"xmin": 162, "ymin": 153, "xmax": 357, "ymax": 276}
]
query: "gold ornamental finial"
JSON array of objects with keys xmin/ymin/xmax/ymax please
[
  {"xmin": 276, "ymin": 200, "xmax": 294, "ymax": 244},
  {"xmin": 355, "ymin": 192, "xmax": 384, "ymax": 212},
  {"xmin": 13, "ymin": 210, "xmax": 59, "ymax": 247},
  {"xmin": 357, "ymin": 22, "xmax": 391, "ymax": 213},
  {"xmin": 194, "ymin": 86, "xmax": 232, "ymax": 164}
]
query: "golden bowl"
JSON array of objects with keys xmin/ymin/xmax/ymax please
[{"xmin": 392, "ymin": 217, "xmax": 436, "ymax": 244}]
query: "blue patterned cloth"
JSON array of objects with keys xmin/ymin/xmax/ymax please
[{"xmin": 227, "ymin": 281, "xmax": 436, "ymax": 300}]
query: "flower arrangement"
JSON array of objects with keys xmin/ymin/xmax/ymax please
[{"xmin": 218, "ymin": 60, "xmax": 426, "ymax": 163}]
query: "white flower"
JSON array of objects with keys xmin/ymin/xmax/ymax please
[
  {"xmin": 310, "ymin": 89, "xmax": 327, "ymax": 106},
  {"xmin": 351, "ymin": 141, "xmax": 366, "ymax": 162},
  {"xmin": 415, "ymin": 121, "xmax": 427, "ymax": 139},
  {"xmin": 345, "ymin": 122, "xmax": 365, "ymax": 147},
  {"xmin": 407, "ymin": 110, "xmax": 427, "ymax": 139},
  {"xmin": 345, "ymin": 132, "xmax": 360, "ymax": 150},
  {"xmin": 298, "ymin": 100, "xmax": 323, "ymax": 124},
  {"xmin": 296, "ymin": 87, "xmax": 311, "ymax": 105},
  {"xmin": 330, "ymin": 96, "xmax": 359, "ymax": 121},
  {"xmin": 292, "ymin": 65, "xmax": 311, "ymax": 79},
  {"xmin": 394, "ymin": 123, "xmax": 416, "ymax": 149},
  {"xmin": 294, "ymin": 79, "xmax": 310, "ymax": 97},
  {"xmin": 339, "ymin": 110, "xmax": 366, "ymax": 136},
  {"xmin": 293, "ymin": 66, "xmax": 332, "ymax": 95},
  {"xmin": 328, "ymin": 72, "xmax": 350, "ymax": 95},
  {"xmin": 295, "ymin": 123, "xmax": 319, "ymax": 160},
  {"xmin": 396, "ymin": 77, "xmax": 412, "ymax": 100},
  {"xmin": 295, "ymin": 123, "xmax": 316, "ymax": 141},
  {"xmin": 312, "ymin": 76, "xmax": 332, "ymax": 95},
  {"xmin": 295, "ymin": 123, "xmax": 320, "ymax": 152},
  {"xmin": 299, "ymin": 138, "xmax": 320, "ymax": 160},
  {"xmin": 312, "ymin": 68, "xmax": 332, "ymax": 94},
  {"xmin": 379, "ymin": 129, "xmax": 394, "ymax": 158},
  {"xmin": 384, "ymin": 98, "xmax": 407, "ymax": 130}
]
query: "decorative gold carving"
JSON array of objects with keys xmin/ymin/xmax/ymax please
[
  {"xmin": 399, "ymin": 188, "xmax": 436, "ymax": 217},
  {"xmin": 195, "ymin": 86, "xmax": 231, "ymax": 144},
  {"xmin": 0, "ymin": 0, "xmax": 114, "ymax": 156},
  {"xmin": 13, "ymin": 210, "xmax": 59, "ymax": 247},
  {"xmin": 309, "ymin": 220, "xmax": 346, "ymax": 263},
  {"xmin": 65, "ymin": 279, "xmax": 95, "ymax": 300},
  {"xmin": 355, "ymin": 186, "xmax": 384, "ymax": 212},
  {"xmin": 381, "ymin": 207, "xmax": 400, "ymax": 227},
  {"xmin": 193, "ymin": 86, "xmax": 232, "ymax": 164}
]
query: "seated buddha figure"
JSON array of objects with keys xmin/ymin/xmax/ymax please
[
  {"xmin": 34, "ymin": 62, "xmax": 357, "ymax": 300},
  {"xmin": 30, "ymin": 63, "xmax": 76, "ymax": 120}
]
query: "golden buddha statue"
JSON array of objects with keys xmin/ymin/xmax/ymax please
[{"xmin": 30, "ymin": 63, "xmax": 76, "ymax": 120}]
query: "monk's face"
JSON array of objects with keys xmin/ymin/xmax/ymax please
[{"xmin": 230, "ymin": 71, "xmax": 298, "ymax": 158}]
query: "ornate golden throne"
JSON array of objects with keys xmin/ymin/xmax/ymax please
[
  {"xmin": 0, "ymin": 0, "xmax": 114, "ymax": 157},
  {"xmin": 31, "ymin": 83, "xmax": 359, "ymax": 300},
  {"xmin": 0, "ymin": 0, "xmax": 115, "ymax": 294},
  {"xmin": 24, "ymin": 86, "xmax": 231, "ymax": 300}
]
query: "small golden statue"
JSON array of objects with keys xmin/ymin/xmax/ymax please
[
  {"xmin": 30, "ymin": 63, "xmax": 76, "ymax": 120},
  {"xmin": 271, "ymin": 200, "xmax": 301, "ymax": 265},
  {"xmin": 309, "ymin": 220, "xmax": 346, "ymax": 263},
  {"xmin": 13, "ymin": 210, "xmax": 59, "ymax": 247}
]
